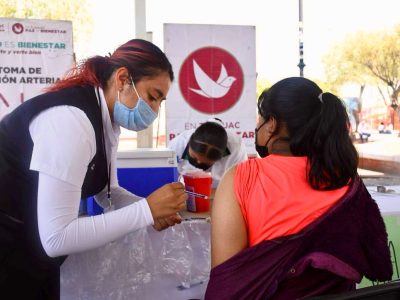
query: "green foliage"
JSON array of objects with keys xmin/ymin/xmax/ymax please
[
  {"xmin": 0, "ymin": 0, "xmax": 92, "ymax": 51},
  {"xmin": 256, "ymin": 78, "xmax": 271, "ymax": 100},
  {"xmin": 0, "ymin": 0, "xmax": 17, "ymax": 15},
  {"xmin": 312, "ymin": 78, "xmax": 339, "ymax": 95},
  {"xmin": 323, "ymin": 24, "xmax": 400, "ymax": 128},
  {"xmin": 323, "ymin": 33, "xmax": 374, "ymax": 89},
  {"xmin": 323, "ymin": 25, "xmax": 400, "ymax": 104}
]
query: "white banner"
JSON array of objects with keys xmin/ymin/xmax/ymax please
[
  {"xmin": 164, "ymin": 24, "xmax": 256, "ymax": 155},
  {"xmin": 0, "ymin": 18, "xmax": 74, "ymax": 119}
]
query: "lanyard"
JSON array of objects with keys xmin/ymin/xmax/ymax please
[{"xmin": 96, "ymin": 87, "xmax": 112, "ymax": 211}]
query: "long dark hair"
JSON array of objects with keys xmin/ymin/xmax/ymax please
[
  {"xmin": 47, "ymin": 39, "xmax": 174, "ymax": 92},
  {"xmin": 258, "ymin": 77, "xmax": 358, "ymax": 190}
]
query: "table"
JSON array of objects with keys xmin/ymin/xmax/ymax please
[
  {"xmin": 359, "ymin": 185, "xmax": 400, "ymax": 287},
  {"xmin": 61, "ymin": 218, "xmax": 211, "ymax": 300},
  {"xmin": 61, "ymin": 186, "xmax": 400, "ymax": 298},
  {"xmin": 366, "ymin": 185, "xmax": 400, "ymax": 216}
]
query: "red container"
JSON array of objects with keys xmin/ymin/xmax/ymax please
[{"xmin": 182, "ymin": 171, "xmax": 212, "ymax": 212}]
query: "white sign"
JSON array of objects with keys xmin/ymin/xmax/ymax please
[
  {"xmin": 0, "ymin": 18, "xmax": 74, "ymax": 119},
  {"xmin": 164, "ymin": 24, "xmax": 256, "ymax": 155}
]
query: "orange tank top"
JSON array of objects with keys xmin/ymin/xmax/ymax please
[{"xmin": 234, "ymin": 155, "xmax": 348, "ymax": 246}]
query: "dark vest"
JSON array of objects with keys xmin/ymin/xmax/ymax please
[{"xmin": 0, "ymin": 85, "xmax": 108, "ymax": 262}]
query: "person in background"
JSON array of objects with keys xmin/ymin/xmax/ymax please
[
  {"xmin": 0, "ymin": 39, "xmax": 187, "ymax": 299},
  {"xmin": 385, "ymin": 122, "xmax": 393, "ymax": 134},
  {"xmin": 357, "ymin": 119, "xmax": 371, "ymax": 142},
  {"xmin": 168, "ymin": 118, "xmax": 248, "ymax": 189},
  {"xmin": 378, "ymin": 121, "xmax": 386, "ymax": 134},
  {"xmin": 206, "ymin": 77, "xmax": 392, "ymax": 299}
]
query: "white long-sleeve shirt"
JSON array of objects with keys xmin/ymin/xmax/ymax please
[{"xmin": 29, "ymin": 88, "xmax": 154, "ymax": 257}]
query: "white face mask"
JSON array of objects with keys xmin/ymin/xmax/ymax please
[{"xmin": 113, "ymin": 77, "xmax": 157, "ymax": 131}]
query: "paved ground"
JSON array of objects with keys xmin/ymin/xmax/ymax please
[
  {"xmin": 356, "ymin": 130, "xmax": 400, "ymax": 186},
  {"xmin": 362, "ymin": 175, "xmax": 400, "ymax": 186}
]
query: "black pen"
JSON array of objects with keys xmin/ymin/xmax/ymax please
[{"xmin": 184, "ymin": 190, "xmax": 209, "ymax": 199}]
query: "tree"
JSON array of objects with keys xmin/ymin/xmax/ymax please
[
  {"xmin": 356, "ymin": 27, "xmax": 400, "ymax": 113},
  {"xmin": 362, "ymin": 26, "xmax": 400, "ymax": 128},
  {"xmin": 323, "ymin": 25, "xmax": 400, "ymax": 129},
  {"xmin": 323, "ymin": 34, "xmax": 374, "ymax": 130},
  {"xmin": 256, "ymin": 78, "xmax": 271, "ymax": 100},
  {"xmin": 0, "ymin": 0, "xmax": 93, "ymax": 53}
]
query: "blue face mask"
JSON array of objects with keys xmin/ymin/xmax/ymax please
[{"xmin": 113, "ymin": 78, "xmax": 158, "ymax": 131}]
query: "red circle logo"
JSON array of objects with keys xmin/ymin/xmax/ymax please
[
  {"xmin": 179, "ymin": 47, "xmax": 244, "ymax": 114},
  {"xmin": 12, "ymin": 23, "xmax": 24, "ymax": 34}
]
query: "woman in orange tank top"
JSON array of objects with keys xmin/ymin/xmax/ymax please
[
  {"xmin": 205, "ymin": 77, "xmax": 391, "ymax": 300},
  {"xmin": 211, "ymin": 77, "xmax": 359, "ymax": 268}
]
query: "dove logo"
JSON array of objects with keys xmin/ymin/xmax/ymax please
[
  {"xmin": 179, "ymin": 47, "xmax": 244, "ymax": 114},
  {"xmin": 12, "ymin": 23, "xmax": 24, "ymax": 34},
  {"xmin": 189, "ymin": 60, "xmax": 236, "ymax": 98}
]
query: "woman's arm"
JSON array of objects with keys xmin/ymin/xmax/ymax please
[
  {"xmin": 94, "ymin": 185, "xmax": 143, "ymax": 209},
  {"xmin": 211, "ymin": 166, "xmax": 248, "ymax": 268},
  {"xmin": 37, "ymin": 172, "xmax": 154, "ymax": 257}
]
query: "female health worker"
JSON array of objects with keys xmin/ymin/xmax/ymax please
[
  {"xmin": 0, "ymin": 39, "xmax": 187, "ymax": 299},
  {"xmin": 168, "ymin": 119, "xmax": 248, "ymax": 189}
]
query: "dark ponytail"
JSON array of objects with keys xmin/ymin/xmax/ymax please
[
  {"xmin": 258, "ymin": 77, "xmax": 358, "ymax": 190},
  {"xmin": 304, "ymin": 92, "xmax": 358, "ymax": 189}
]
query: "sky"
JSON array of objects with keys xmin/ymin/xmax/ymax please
[{"xmin": 77, "ymin": 0, "xmax": 400, "ymax": 85}]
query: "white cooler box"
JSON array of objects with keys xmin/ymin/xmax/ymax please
[{"xmin": 116, "ymin": 148, "xmax": 179, "ymax": 197}]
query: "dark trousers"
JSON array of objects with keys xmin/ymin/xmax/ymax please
[
  {"xmin": 0, "ymin": 213, "xmax": 61, "ymax": 300},
  {"xmin": 359, "ymin": 132, "xmax": 371, "ymax": 143}
]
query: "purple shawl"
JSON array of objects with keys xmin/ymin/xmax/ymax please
[{"xmin": 205, "ymin": 177, "xmax": 393, "ymax": 299}]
